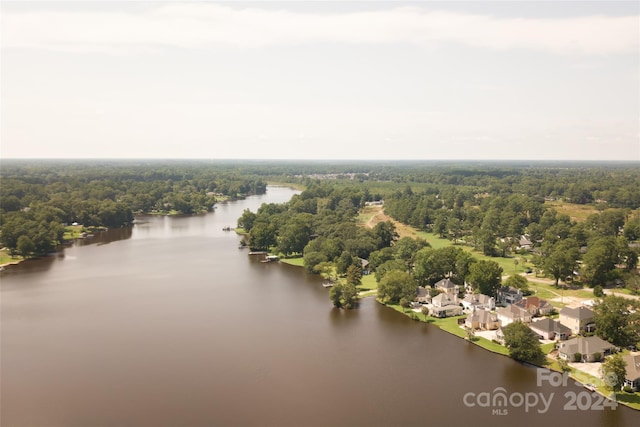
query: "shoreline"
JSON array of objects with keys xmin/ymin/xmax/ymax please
[
  {"xmin": 279, "ymin": 257, "xmax": 639, "ymax": 411},
  {"xmin": 381, "ymin": 298, "xmax": 639, "ymax": 411}
]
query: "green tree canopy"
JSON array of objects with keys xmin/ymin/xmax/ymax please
[
  {"xmin": 378, "ymin": 270, "xmax": 416, "ymax": 305},
  {"xmin": 502, "ymin": 321, "xmax": 545, "ymax": 364},
  {"xmin": 601, "ymin": 354, "xmax": 627, "ymax": 392},
  {"xmin": 467, "ymin": 260, "xmax": 503, "ymax": 296},
  {"xmin": 593, "ymin": 295, "xmax": 640, "ymax": 347}
]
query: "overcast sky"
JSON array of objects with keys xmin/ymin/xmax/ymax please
[{"xmin": 1, "ymin": 1, "xmax": 639, "ymax": 161}]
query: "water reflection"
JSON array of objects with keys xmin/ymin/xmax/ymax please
[{"xmin": 1, "ymin": 186, "xmax": 636, "ymax": 427}]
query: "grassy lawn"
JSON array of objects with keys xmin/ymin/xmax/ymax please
[
  {"xmin": 280, "ymin": 257, "xmax": 304, "ymax": 267},
  {"xmin": 63, "ymin": 225, "xmax": 84, "ymax": 240},
  {"xmin": 615, "ymin": 392, "xmax": 640, "ymax": 410},
  {"xmin": 531, "ymin": 281, "xmax": 594, "ymax": 301},
  {"xmin": 540, "ymin": 342, "xmax": 556, "ymax": 354},
  {"xmin": 544, "ymin": 201, "xmax": 599, "ymax": 222},
  {"xmin": 416, "ymin": 231, "xmax": 533, "ymax": 275},
  {"xmin": 0, "ymin": 250, "xmax": 22, "ymax": 265},
  {"xmin": 357, "ymin": 274, "xmax": 377, "ymax": 291}
]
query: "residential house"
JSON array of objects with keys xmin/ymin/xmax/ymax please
[
  {"xmin": 559, "ymin": 306, "xmax": 595, "ymax": 335},
  {"xmin": 359, "ymin": 258, "xmax": 370, "ymax": 275},
  {"xmin": 414, "ymin": 286, "xmax": 431, "ymax": 304},
  {"xmin": 557, "ymin": 336, "xmax": 616, "ymax": 362},
  {"xmin": 496, "ymin": 304, "xmax": 532, "ymax": 327},
  {"xmin": 622, "ymin": 353, "xmax": 640, "ymax": 392},
  {"xmin": 461, "ymin": 293, "xmax": 495, "ymax": 312},
  {"xmin": 497, "ymin": 286, "xmax": 523, "ymax": 306},
  {"xmin": 434, "ymin": 278, "xmax": 459, "ymax": 295},
  {"xmin": 529, "ymin": 318, "xmax": 571, "ymax": 341},
  {"xmin": 518, "ymin": 235, "xmax": 533, "ymax": 251},
  {"xmin": 514, "ymin": 296, "xmax": 554, "ymax": 317},
  {"xmin": 465, "ymin": 309, "xmax": 501, "ymax": 331},
  {"xmin": 430, "ymin": 293, "xmax": 462, "ymax": 318}
]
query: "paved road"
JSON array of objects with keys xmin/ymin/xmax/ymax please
[{"xmin": 603, "ymin": 289, "xmax": 640, "ymax": 301}]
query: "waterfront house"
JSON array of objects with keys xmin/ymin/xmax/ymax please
[
  {"xmin": 514, "ymin": 296, "xmax": 554, "ymax": 317},
  {"xmin": 496, "ymin": 304, "xmax": 532, "ymax": 327},
  {"xmin": 430, "ymin": 293, "xmax": 462, "ymax": 318},
  {"xmin": 557, "ymin": 336, "xmax": 616, "ymax": 362},
  {"xmin": 497, "ymin": 286, "xmax": 523, "ymax": 306},
  {"xmin": 465, "ymin": 309, "xmax": 501, "ymax": 331},
  {"xmin": 558, "ymin": 306, "xmax": 595, "ymax": 335},
  {"xmin": 461, "ymin": 293, "xmax": 495, "ymax": 312},
  {"xmin": 415, "ymin": 286, "xmax": 431, "ymax": 304},
  {"xmin": 529, "ymin": 318, "xmax": 571, "ymax": 341},
  {"xmin": 434, "ymin": 278, "xmax": 459, "ymax": 295},
  {"xmin": 622, "ymin": 353, "xmax": 640, "ymax": 391}
]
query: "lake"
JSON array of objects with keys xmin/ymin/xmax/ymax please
[{"xmin": 1, "ymin": 186, "xmax": 636, "ymax": 426}]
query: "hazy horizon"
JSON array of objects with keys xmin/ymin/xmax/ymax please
[{"xmin": 2, "ymin": 1, "xmax": 639, "ymax": 161}]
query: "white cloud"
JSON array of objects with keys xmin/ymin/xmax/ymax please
[{"xmin": 2, "ymin": 3, "xmax": 638, "ymax": 55}]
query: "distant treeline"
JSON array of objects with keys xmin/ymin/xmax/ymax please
[{"xmin": 0, "ymin": 160, "xmax": 267, "ymax": 256}]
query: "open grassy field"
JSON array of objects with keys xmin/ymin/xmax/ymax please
[
  {"xmin": 360, "ymin": 205, "xmax": 535, "ymax": 275},
  {"xmin": 63, "ymin": 225, "xmax": 84, "ymax": 240},
  {"xmin": 280, "ymin": 257, "xmax": 304, "ymax": 267},
  {"xmin": 544, "ymin": 201, "xmax": 600, "ymax": 222},
  {"xmin": 0, "ymin": 251, "xmax": 22, "ymax": 266}
]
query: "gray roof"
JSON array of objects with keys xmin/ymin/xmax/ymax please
[
  {"xmin": 559, "ymin": 336, "xmax": 615, "ymax": 356},
  {"xmin": 623, "ymin": 354, "xmax": 640, "ymax": 381},
  {"xmin": 529, "ymin": 318, "xmax": 571, "ymax": 335},
  {"xmin": 559, "ymin": 306, "xmax": 595, "ymax": 320},
  {"xmin": 463, "ymin": 293, "xmax": 493, "ymax": 305},
  {"xmin": 432, "ymin": 293, "xmax": 457, "ymax": 305},
  {"xmin": 467, "ymin": 309, "xmax": 498, "ymax": 324},
  {"xmin": 496, "ymin": 304, "xmax": 529, "ymax": 320},
  {"xmin": 435, "ymin": 278, "xmax": 457, "ymax": 290}
]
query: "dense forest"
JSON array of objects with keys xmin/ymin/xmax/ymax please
[
  {"xmin": 1, "ymin": 160, "xmax": 639, "ymax": 298},
  {"xmin": 0, "ymin": 160, "xmax": 267, "ymax": 257},
  {"xmin": 232, "ymin": 161, "xmax": 640, "ymax": 303}
]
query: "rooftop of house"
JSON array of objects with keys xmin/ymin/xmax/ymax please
[
  {"xmin": 467, "ymin": 309, "xmax": 498, "ymax": 323},
  {"xmin": 559, "ymin": 306, "xmax": 595, "ymax": 320},
  {"xmin": 559, "ymin": 336, "xmax": 615, "ymax": 355},
  {"xmin": 515, "ymin": 296, "xmax": 551, "ymax": 309},
  {"xmin": 435, "ymin": 278, "xmax": 457, "ymax": 290},
  {"xmin": 623, "ymin": 354, "xmax": 640, "ymax": 381},
  {"xmin": 496, "ymin": 304, "xmax": 529, "ymax": 319},
  {"xmin": 529, "ymin": 318, "xmax": 571, "ymax": 335},
  {"xmin": 432, "ymin": 293, "xmax": 457, "ymax": 304},
  {"xmin": 463, "ymin": 293, "xmax": 493, "ymax": 304}
]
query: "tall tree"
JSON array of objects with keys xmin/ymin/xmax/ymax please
[
  {"xmin": 593, "ymin": 296, "xmax": 640, "ymax": 347},
  {"xmin": 582, "ymin": 236, "xmax": 619, "ymax": 285},
  {"xmin": 601, "ymin": 354, "xmax": 627, "ymax": 392},
  {"xmin": 502, "ymin": 321, "xmax": 545, "ymax": 364},
  {"xmin": 378, "ymin": 270, "xmax": 416, "ymax": 305},
  {"xmin": 542, "ymin": 238, "xmax": 580, "ymax": 286},
  {"xmin": 468, "ymin": 260, "xmax": 503, "ymax": 296}
]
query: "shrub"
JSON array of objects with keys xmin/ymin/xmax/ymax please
[{"xmin": 573, "ymin": 352, "xmax": 582, "ymax": 362}]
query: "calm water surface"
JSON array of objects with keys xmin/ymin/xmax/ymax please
[{"xmin": 1, "ymin": 187, "xmax": 636, "ymax": 427}]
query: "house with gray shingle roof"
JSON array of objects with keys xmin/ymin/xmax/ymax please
[
  {"xmin": 461, "ymin": 293, "xmax": 495, "ymax": 312},
  {"xmin": 623, "ymin": 353, "xmax": 640, "ymax": 391},
  {"xmin": 496, "ymin": 304, "xmax": 532, "ymax": 326},
  {"xmin": 559, "ymin": 306, "xmax": 595, "ymax": 335},
  {"xmin": 497, "ymin": 286, "xmax": 523, "ymax": 306},
  {"xmin": 558, "ymin": 336, "xmax": 616, "ymax": 362},
  {"xmin": 434, "ymin": 278, "xmax": 459, "ymax": 295},
  {"xmin": 529, "ymin": 318, "xmax": 571, "ymax": 341},
  {"xmin": 465, "ymin": 309, "xmax": 500, "ymax": 331}
]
